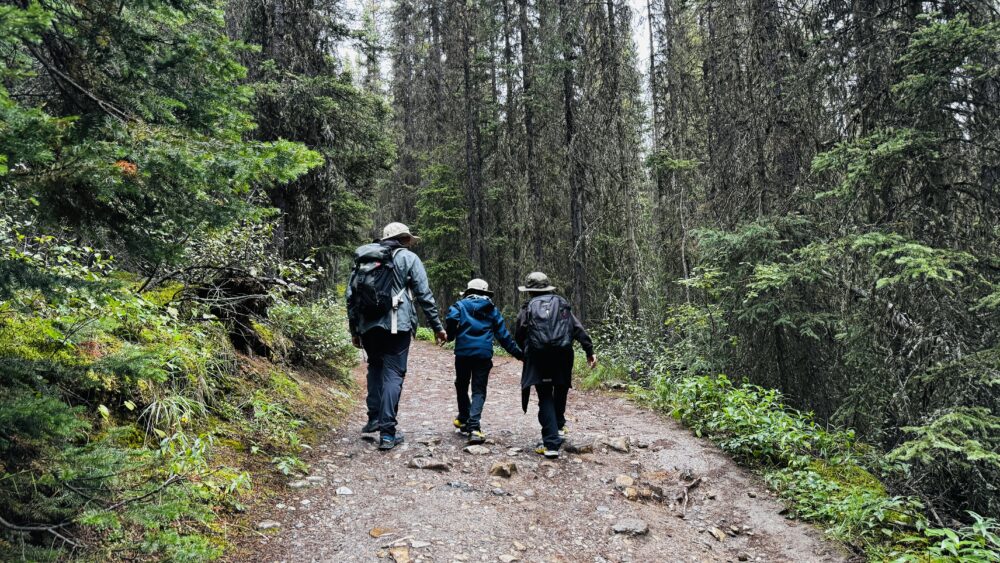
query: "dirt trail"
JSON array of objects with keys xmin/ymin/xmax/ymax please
[{"xmin": 239, "ymin": 342, "xmax": 847, "ymax": 563}]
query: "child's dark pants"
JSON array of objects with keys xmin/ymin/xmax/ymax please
[
  {"xmin": 454, "ymin": 356, "xmax": 493, "ymax": 431},
  {"xmin": 535, "ymin": 383, "xmax": 569, "ymax": 450}
]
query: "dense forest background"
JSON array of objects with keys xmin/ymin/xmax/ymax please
[
  {"xmin": 380, "ymin": 0, "xmax": 1000, "ymax": 528},
  {"xmin": 1, "ymin": 0, "xmax": 998, "ymax": 559}
]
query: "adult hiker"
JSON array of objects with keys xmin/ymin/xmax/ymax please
[
  {"xmin": 514, "ymin": 272, "xmax": 597, "ymax": 459},
  {"xmin": 347, "ymin": 222, "xmax": 447, "ymax": 450},
  {"xmin": 445, "ymin": 278, "xmax": 524, "ymax": 444}
]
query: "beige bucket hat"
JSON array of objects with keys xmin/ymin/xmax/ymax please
[
  {"xmin": 460, "ymin": 278, "xmax": 494, "ymax": 297},
  {"xmin": 381, "ymin": 222, "xmax": 421, "ymax": 246}
]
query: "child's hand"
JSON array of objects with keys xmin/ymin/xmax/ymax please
[
  {"xmin": 435, "ymin": 330, "xmax": 448, "ymax": 345},
  {"xmin": 587, "ymin": 354, "xmax": 598, "ymax": 369}
]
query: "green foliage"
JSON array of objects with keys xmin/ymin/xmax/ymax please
[
  {"xmin": 415, "ymin": 160, "xmax": 475, "ymax": 304},
  {"xmin": 2, "ymin": 0, "xmax": 323, "ymax": 265},
  {"xmin": 0, "ymin": 226, "xmax": 354, "ymax": 558},
  {"xmin": 895, "ymin": 513, "xmax": 1000, "ymax": 563},
  {"xmin": 268, "ymin": 297, "xmax": 357, "ymax": 382},
  {"xmin": 415, "ymin": 326, "xmax": 435, "ymax": 342}
]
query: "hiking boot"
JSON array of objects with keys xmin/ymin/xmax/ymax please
[
  {"xmin": 468, "ymin": 430, "xmax": 486, "ymax": 444},
  {"xmin": 378, "ymin": 433, "xmax": 405, "ymax": 450},
  {"xmin": 534, "ymin": 445, "xmax": 560, "ymax": 459},
  {"xmin": 361, "ymin": 419, "xmax": 379, "ymax": 434},
  {"xmin": 453, "ymin": 418, "xmax": 470, "ymax": 435},
  {"xmin": 558, "ymin": 426, "xmax": 568, "ymax": 438}
]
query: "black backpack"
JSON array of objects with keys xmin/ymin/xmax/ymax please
[
  {"xmin": 524, "ymin": 294, "xmax": 573, "ymax": 350},
  {"xmin": 348, "ymin": 243, "xmax": 403, "ymax": 323}
]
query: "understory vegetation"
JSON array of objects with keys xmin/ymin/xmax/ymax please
[
  {"xmin": 0, "ymin": 222, "xmax": 356, "ymax": 560},
  {"xmin": 1, "ymin": 0, "xmax": 374, "ymax": 558},
  {"xmin": 578, "ymin": 304, "xmax": 1000, "ymax": 561}
]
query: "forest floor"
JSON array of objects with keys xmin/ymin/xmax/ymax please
[{"xmin": 231, "ymin": 342, "xmax": 849, "ymax": 563}]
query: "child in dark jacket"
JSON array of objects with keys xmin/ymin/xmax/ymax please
[
  {"xmin": 446, "ymin": 279, "xmax": 524, "ymax": 443},
  {"xmin": 514, "ymin": 272, "xmax": 597, "ymax": 459}
]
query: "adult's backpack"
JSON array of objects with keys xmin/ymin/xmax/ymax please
[
  {"xmin": 524, "ymin": 294, "xmax": 573, "ymax": 351},
  {"xmin": 348, "ymin": 243, "xmax": 405, "ymax": 331}
]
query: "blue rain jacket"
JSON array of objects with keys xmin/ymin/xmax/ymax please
[{"xmin": 446, "ymin": 295, "xmax": 523, "ymax": 360}]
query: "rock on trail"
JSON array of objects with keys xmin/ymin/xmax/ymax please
[{"xmin": 231, "ymin": 342, "xmax": 847, "ymax": 562}]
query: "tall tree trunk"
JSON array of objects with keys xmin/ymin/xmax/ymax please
[
  {"xmin": 559, "ymin": 0, "xmax": 586, "ymax": 320},
  {"xmin": 518, "ymin": 0, "xmax": 543, "ymax": 265},
  {"xmin": 460, "ymin": 2, "xmax": 487, "ymax": 276}
]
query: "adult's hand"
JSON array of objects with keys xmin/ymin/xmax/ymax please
[
  {"xmin": 352, "ymin": 335, "xmax": 362, "ymax": 349},
  {"xmin": 435, "ymin": 330, "xmax": 448, "ymax": 345},
  {"xmin": 587, "ymin": 354, "xmax": 598, "ymax": 369}
]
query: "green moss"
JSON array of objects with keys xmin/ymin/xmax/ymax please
[
  {"xmin": 0, "ymin": 317, "xmax": 87, "ymax": 365},
  {"xmin": 268, "ymin": 369, "xmax": 303, "ymax": 401},
  {"xmin": 809, "ymin": 459, "xmax": 886, "ymax": 496},
  {"xmin": 141, "ymin": 282, "xmax": 184, "ymax": 307},
  {"xmin": 252, "ymin": 320, "xmax": 275, "ymax": 348}
]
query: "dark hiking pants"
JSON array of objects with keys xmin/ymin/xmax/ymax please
[
  {"xmin": 536, "ymin": 383, "xmax": 569, "ymax": 450},
  {"xmin": 362, "ymin": 328, "xmax": 412, "ymax": 438},
  {"xmin": 454, "ymin": 357, "xmax": 492, "ymax": 431}
]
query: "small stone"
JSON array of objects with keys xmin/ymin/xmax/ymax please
[
  {"xmin": 623, "ymin": 486, "xmax": 639, "ymax": 501},
  {"xmin": 604, "ymin": 437, "xmax": 630, "ymax": 453},
  {"xmin": 507, "ymin": 447, "xmax": 522, "ymax": 456},
  {"xmin": 257, "ymin": 520, "xmax": 281, "ymax": 530},
  {"xmin": 370, "ymin": 527, "xmax": 392, "ymax": 538},
  {"xmin": 464, "ymin": 445, "xmax": 491, "ymax": 455},
  {"xmin": 489, "ymin": 461, "xmax": 517, "ymax": 478},
  {"xmin": 614, "ymin": 475, "xmax": 635, "ymax": 488},
  {"xmin": 492, "ymin": 488, "xmax": 507, "ymax": 496},
  {"xmin": 522, "ymin": 489, "xmax": 535, "ymax": 497},
  {"xmin": 747, "ymin": 491, "xmax": 757, "ymax": 498},
  {"xmin": 512, "ymin": 541, "xmax": 527, "ymax": 551},
  {"xmin": 288, "ymin": 479, "xmax": 311, "ymax": 489},
  {"xmin": 596, "ymin": 505, "xmax": 610, "ymax": 513},
  {"xmin": 564, "ymin": 440, "xmax": 595, "ymax": 454},
  {"xmin": 499, "ymin": 555, "xmax": 519, "ymax": 563},
  {"xmin": 611, "ymin": 518, "xmax": 649, "ymax": 536},
  {"xmin": 305, "ymin": 475, "xmax": 326, "ymax": 483},
  {"xmin": 409, "ymin": 458, "xmax": 451, "ymax": 471},
  {"xmin": 389, "ymin": 546, "xmax": 411, "ymax": 563},
  {"xmin": 411, "ymin": 540, "xmax": 431, "ymax": 548},
  {"xmin": 738, "ymin": 553, "xmax": 750, "ymax": 561},
  {"xmin": 709, "ymin": 527, "xmax": 727, "ymax": 542},
  {"xmin": 336, "ymin": 486, "xmax": 354, "ymax": 495}
]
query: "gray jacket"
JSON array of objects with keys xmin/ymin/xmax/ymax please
[{"xmin": 346, "ymin": 242, "xmax": 443, "ymax": 336}]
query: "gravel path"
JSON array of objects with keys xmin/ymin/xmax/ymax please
[{"xmin": 237, "ymin": 342, "xmax": 847, "ymax": 563}]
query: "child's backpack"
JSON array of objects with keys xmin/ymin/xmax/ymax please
[
  {"xmin": 348, "ymin": 243, "xmax": 406, "ymax": 331},
  {"xmin": 524, "ymin": 294, "xmax": 573, "ymax": 350}
]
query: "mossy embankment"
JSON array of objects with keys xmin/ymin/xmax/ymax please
[{"xmin": 0, "ymin": 252, "xmax": 357, "ymax": 561}]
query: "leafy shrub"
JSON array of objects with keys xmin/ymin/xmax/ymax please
[
  {"xmin": 268, "ymin": 298, "xmax": 357, "ymax": 382},
  {"xmin": 415, "ymin": 326, "xmax": 435, "ymax": 342},
  {"xmin": 894, "ymin": 513, "xmax": 1000, "ymax": 563}
]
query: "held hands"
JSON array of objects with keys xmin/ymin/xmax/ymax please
[
  {"xmin": 352, "ymin": 335, "xmax": 362, "ymax": 349},
  {"xmin": 587, "ymin": 354, "xmax": 598, "ymax": 369},
  {"xmin": 435, "ymin": 330, "xmax": 448, "ymax": 346}
]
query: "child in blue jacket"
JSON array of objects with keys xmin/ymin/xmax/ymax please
[{"xmin": 446, "ymin": 279, "xmax": 524, "ymax": 443}]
